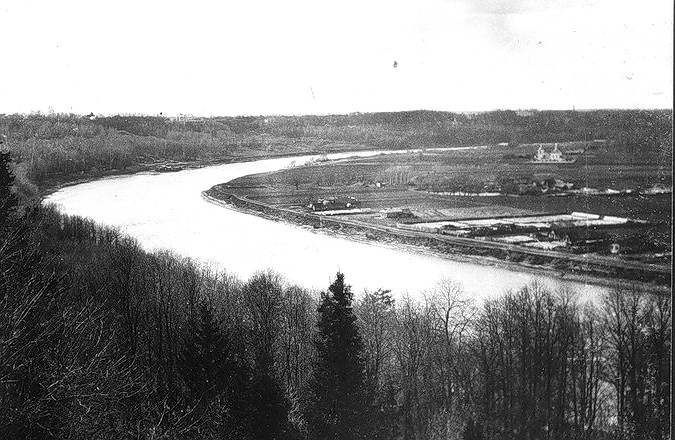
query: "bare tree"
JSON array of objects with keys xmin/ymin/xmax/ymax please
[
  {"xmin": 392, "ymin": 295, "xmax": 435, "ymax": 440},
  {"xmin": 242, "ymin": 270, "xmax": 284, "ymax": 365},
  {"xmin": 356, "ymin": 288, "xmax": 395, "ymax": 396},
  {"xmin": 425, "ymin": 279, "xmax": 475, "ymax": 416},
  {"xmin": 279, "ymin": 284, "xmax": 316, "ymax": 393}
]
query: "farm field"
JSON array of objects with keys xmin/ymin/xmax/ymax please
[
  {"xmin": 224, "ymin": 141, "xmax": 671, "ymax": 219},
  {"xmin": 213, "ymin": 140, "xmax": 672, "ymax": 275}
]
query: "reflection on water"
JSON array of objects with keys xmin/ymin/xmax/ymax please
[{"xmin": 44, "ymin": 150, "xmax": 607, "ymax": 299}]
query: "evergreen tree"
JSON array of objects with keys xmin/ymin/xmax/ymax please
[
  {"xmin": 307, "ymin": 273, "xmax": 370, "ymax": 440},
  {"xmin": 179, "ymin": 302, "xmax": 234, "ymax": 403},
  {"xmin": 179, "ymin": 302, "xmax": 253, "ymax": 437},
  {"xmin": 0, "ymin": 150, "xmax": 18, "ymax": 226},
  {"xmin": 247, "ymin": 350, "xmax": 297, "ymax": 440},
  {"xmin": 462, "ymin": 417, "xmax": 484, "ymax": 440}
]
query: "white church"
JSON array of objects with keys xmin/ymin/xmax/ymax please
[{"xmin": 534, "ymin": 143, "xmax": 566, "ymax": 162}]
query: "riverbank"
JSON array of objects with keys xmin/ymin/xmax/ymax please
[
  {"xmin": 36, "ymin": 146, "xmax": 368, "ymax": 197},
  {"xmin": 202, "ymin": 188, "xmax": 671, "ymax": 295}
]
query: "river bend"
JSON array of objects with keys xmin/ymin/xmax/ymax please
[{"xmin": 45, "ymin": 149, "xmax": 608, "ymax": 299}]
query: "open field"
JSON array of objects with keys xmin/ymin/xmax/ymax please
[
  {"xmin": 224, "ymin": 142, "xmax": 671, "ymax": 222},
  {"xmin": 213, "ymin": 142, "xmax": 672, "ymax": 279}
]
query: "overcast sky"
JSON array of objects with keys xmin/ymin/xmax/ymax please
[{"xmin": 1, "ymin": 0, "xmax": 672, "ymax": 116}]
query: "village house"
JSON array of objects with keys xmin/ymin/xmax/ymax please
[
  {"xmin": 380, "ymin": 208, "xmax": 415, "ymax": 219},
  {"xmin": 308, "ymin": 197, "xmax": 359, "ymax": 211},
  {"xmin": 540, "ymin": 178, "xmax": 574, "ymax": 193},
  {"xmin": 534, "ymin": 143, "xmax": 566, "ymax": 162}
]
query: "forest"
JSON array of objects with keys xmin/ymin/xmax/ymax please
[
  {"xmin": 1, "ymin": 109, "xmax": 671, "ymax": 192},
  {"xmin": 0, "ymin": 148, "xmax": 671, "ymax": 439}
]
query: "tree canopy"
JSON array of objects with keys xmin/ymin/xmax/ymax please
[{"xmin": 307, "ymin": 273, "xmax": 371, "ymax": 440}]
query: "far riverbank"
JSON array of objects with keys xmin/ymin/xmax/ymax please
[{"xmin": 38, "ymin": 143, "xmax": 440, "ymax": 198}]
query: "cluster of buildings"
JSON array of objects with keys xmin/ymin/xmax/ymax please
[
  {"xmin": 397, "ymin": 212, "xmax": 639, "ymax": 253},
  {"xmin": 502, "ymin": 177, "xmax": 575, "ymax": 195},
  {"xmin": 170, "ymin": 114, "xmax": 205, "ymax": 125},
  {"xmin": 531, "ymin": 144, "xmax": 576, "ymax": 163},
  {"xmin": 308, "ymin": 197, "xmax": 359, "ymax": 212}
]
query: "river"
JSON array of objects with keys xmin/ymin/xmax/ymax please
[{"xmin": 44, "ymin": 148, "xmax": 609, "ymax": 300}]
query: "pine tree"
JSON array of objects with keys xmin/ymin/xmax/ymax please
[
  {"xmin": 180, "ymin": 302, "xmax": 254, "ymax": 438},
  {"xmin": 179, "ymin": 302, "xmax": 240, "ymax": 406},
  {"xmin": 247, "ymin": 350, "xmax": 296, "ymax": 440},
  {"xmin": 0, "ymin": 150, "xmax": 18, "ymax": 226},
  {"xmin": 307, "ymin": 272, "xmax": 370, "ymax": 440},
  {"xmin": 462, "ymin": 417, "xmax": 484, "ymax": 440}
]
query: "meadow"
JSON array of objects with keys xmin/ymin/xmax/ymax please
[{"xmin": 222, "ymin": 141, "xmax": 671, "ymax": 223}]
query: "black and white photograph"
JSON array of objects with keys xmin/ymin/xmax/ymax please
[{"xmin": 0, "ymin": 1, "xmax": 671, "ymax": 439}]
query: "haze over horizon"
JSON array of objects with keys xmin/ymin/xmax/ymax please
[{"xmin": 1, "ymin": 0, "xmax": 672, "ymax": 117}]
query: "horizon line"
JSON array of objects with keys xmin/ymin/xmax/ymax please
[{"xmin": 1, "ymin": 106, "xmax": 673, "ymax": 119}]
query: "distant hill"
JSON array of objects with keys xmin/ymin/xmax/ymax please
[{"xmin": 0, "ymin": 109, "xmax": 671, "ymax": 189}]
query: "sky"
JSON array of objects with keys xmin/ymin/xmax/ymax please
[{"xmin": 0, "ymin": 0, "xmax": 672, "ymax": 116}]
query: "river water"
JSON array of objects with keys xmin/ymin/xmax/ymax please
[{"xmin": 44, "ymin": 149, "xmax": 608, "ymax": 300}]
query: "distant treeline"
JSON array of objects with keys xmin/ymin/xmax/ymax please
[
  {"xmin": 0, "ymin": 152, "xmax": 670, "ymax": 439},
  {"xmin": 0, "ymin": 113, "xmax": 277, "ymax": 186},
  {"xmin": 1, "ymin": 109, "xmax": 671, "ymax": 187}
]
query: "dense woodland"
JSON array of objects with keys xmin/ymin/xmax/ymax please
[
  {"xmin": 1, "ymin": 109, "xmax": 671, "ymax": 190},
  {"xmin": 0, "ymin": 146, "xmax": 671, "ymax": 439}
]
